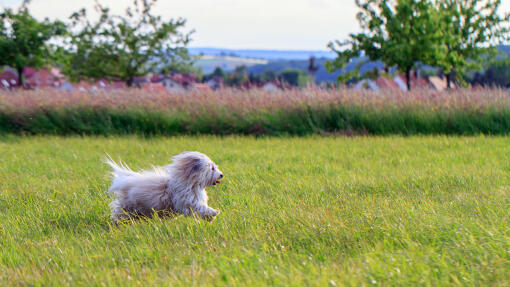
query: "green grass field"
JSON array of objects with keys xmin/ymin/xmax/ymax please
[{"xmin": 0, "ymin": 136, "xmax": 509, "ymax": 286}]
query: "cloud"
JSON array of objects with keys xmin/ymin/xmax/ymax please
[{"xmin": 4, "ymin": 0, "xmax": 509, "ymax": 50}]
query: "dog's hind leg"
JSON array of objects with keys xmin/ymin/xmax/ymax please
[{"xmin": 110, "ymin": 200, "xmax": 130, "ymax": 223}]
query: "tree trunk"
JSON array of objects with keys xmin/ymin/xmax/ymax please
[
  {"xmin": 127, "ymin": 77, "xmax": 134, "ymax": 87},
  {"xmin": 17, "ymin": 67, "xmax": 24, "ymax": 87},
  {"xmin": 406, "ymin": 68, "xmax": 411, "ymax": 91},
  {"xmin": 446, "ymin": 72, "xmax": 452, "ymax": 89}
]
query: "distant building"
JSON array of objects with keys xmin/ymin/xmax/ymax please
[
  {"xmin": 148, "ymin": 73, "xmax": 198, "ymax": 92},
  {"xmin": 395, "ymin": 75, "xmax": 431, "ymax": 91},
  {"xmin": 261, "ymin": 82, "xmax": 280, "ymax": 92},
  {"xmin": 59, "ymin": 82, "xmax": 74, "ymax": 92},
  {"xmin": 206, "ymin": 77, "xmax": 224, "ymax": 90},
  {"xmin": 393, "ymin": 76, "xmax": 407, "ymax": 91},
  {"xmin": 97, "ymin": 79, "xmax": 108, "ymax": 89},
  {"xmin": 150, "ymin": 74, "xmax": 164, "ymax": 83},
  {"xmin": 111, "ymin": 81, "xmax": 128, "ymax": 90},
  {"xmin": 169, "ymin": 73, "xmax": 197, "ymax": 88},
  {"xmin": 259, "ymin": 79, "xmax": 293, "ymax": 91},
  {"xmin": 353, "ymin": 74, "xmax": 456, "ymax": 92},
  {"xmin": 374, "ymin": 77, "xmax": 401, "ymax": 90},
  {"xmin": 192, "ymin": 83, "xmax": 212, "ymax": 91},
  {"xmin": 162, "ymin": 78, "xmax": 186, "ymax": 93},
  {"xmin": 70, "ymin": 79, "xmax": 128, "ymax": 92},
  {"xmin": 0, "ymin": 70, "xmax": 19, "ymax": 89},
  {"xmin": 428, "ymin": 76, "xmax": 456, "ymax": 91},
  {"xmin": 142, "ymin": 82, "xmax": 167, "ymax": 93},
  {"xmin": 133, "ymin": 76, "xmax": 149, "ymax": 87},
  {"xmin": 24, "ymin": 67, "xmax": 65, "ymax": 88},
  {"xmin": 354, "ymin": 79, "xmax": 380, "ymax": 91}
]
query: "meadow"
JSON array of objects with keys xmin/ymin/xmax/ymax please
[
  {"xmin": 2, "ymin": 88, "xmax": 510, "ymax": 136},
  {"xmin": 0, "ymin": 135, "xmax": 509, "ymax": 286}
]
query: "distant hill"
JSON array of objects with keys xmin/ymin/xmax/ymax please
[
  {"xmin": 189, "ymin": 47, "xmax": 336, "ymax": 61},
  {"xmin": 246, "ymin": 59, "xmax": 339, "ymax": 83},
  {"xmin": 247, "ymin": 57, "xmax": 384, "ymax": 83},
  {"xmin": 194, "ymin": 55, "xmax": 268, "ymax": 74},
  {"xmin": 189, "ymin": 47, "xmax": 380, "ymax": 82},
  {"xmin": 192, "ymin": 45, "xmax": 510, "ymax": 82}
]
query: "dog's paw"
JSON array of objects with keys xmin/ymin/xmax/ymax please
[
  {"xmin": 203, "ymin": 209, "xmax": 220, "ymax": 221},
  {"xmin": 203, "ymin": 215, "xmax": 215, "ymax": 221}
]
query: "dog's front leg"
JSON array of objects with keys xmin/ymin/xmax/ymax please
[{"xmin": 193, "ymin": 204, "xmax": 220, "ymax": 221}]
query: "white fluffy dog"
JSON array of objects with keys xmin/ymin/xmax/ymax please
[{"xmin": 105, "ymin": 151, "xmax": 223, "ymax": 223}]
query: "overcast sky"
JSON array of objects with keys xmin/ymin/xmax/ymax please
[{"xmin": 3, "ymin": 0, "xmax": 510, "ymax": 50}]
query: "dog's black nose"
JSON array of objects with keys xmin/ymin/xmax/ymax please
[{"xmin": 219, "ymin": 174, "xmax": 223, "ymax": 179}]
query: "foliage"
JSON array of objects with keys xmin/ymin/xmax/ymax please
[
  {"xmin": 204, "ymin": 67, "xmax": 227, "ymax": 81},
  {"xmin": 260, "ymin": 70, "xmax": 277, "ymax": 82},
  {"xmin": 327, "ymin": 0, "xmax": 441, "ymax": 91},
  {"xmin": 2, "ymin": 88, "xmax": 510, "ymax": 136},
  {"xmin": 472, "ymin": 57, "xmax": 510, "ymax": 88},
  {"xmin": 247, "ymin": 58, "xmax": 346, "ymax": 83},
  {"xmin": 60, "ymin": 0, "xmax": 193, "ymax": 86},
  {"xmin": 420, "ymin": 67, "xmax": 441, "ymax": 77},
  {"xmin": 0, "ymin": 135, "xmax": 509, "ymax": 285},
  {"xmin": 225, "ymin": 66, "xmax": 249, "ymax": 86},
  {"xmin": 278, "ymin": 68, "xmax": 311, "ymax": 87},
  {"xmin": 0, "ymin": 3, "xmax": 65, "ymax": 85},
  {"xmin": 248, "ymin": 70, "xmax": 277, "ymax": 84},
  {"xmin": 327, "ymin": 0, "xmax": 510, "ymax": 90},
  {"xmin": 432, "ymin": 0, "xmax": 510, "ymax": 88}
]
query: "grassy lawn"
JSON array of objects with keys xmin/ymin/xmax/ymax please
[{"xmin": 0, "ymin": 136, "xmax": 509, "ymax": 286}]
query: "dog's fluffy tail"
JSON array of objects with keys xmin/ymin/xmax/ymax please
[
  {"xmin": 105, "ymin": 156, "xmax": 137, "ymax": 178},
  {"xmin": 105, "ymin": 156, "xmax": 169, "ymax": 197},
  {"xmin": 105, "ymin": 156, "xmax": 140, "ymax": 195}
]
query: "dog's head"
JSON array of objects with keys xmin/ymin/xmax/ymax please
[{"xmin": 170, "ymin": 151, "xmax": 223, "ymax": 188}]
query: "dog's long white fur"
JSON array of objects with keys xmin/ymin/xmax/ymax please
[{"xmin": 105, "ymin": 152, "xmax": 222, "ymax": 223}]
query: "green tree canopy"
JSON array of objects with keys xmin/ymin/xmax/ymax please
[
  {"xmin": 0, "ymin": 2, "xmax": 65, "ymax": 85},
  {"xmin": 61, "ymin": 0, "xmax": 193, "ymax": 86},
  {"xmin": 327, "ymin": 0, "xmax": 442, "ymax": 91},
  {"xmin": 225, "ymin": 65, "xmax": 249, "ymax": 87},
  {"xmin": 472, "ymin": 57, "xmax": 510, "ymax": 88},
  {"xmin": 207, "ymin": 67, "xmax": 227, "ymax": 80},
  {"xmin": 327, "ymin": 0, "xmax": 510, "ymax": 91},
  {"xmin": 433, "ymin": 0, "xmax": 510, "ymax": 88},
  {"xmin": 278, "ymin": 69, "xmax": 312, "ymax": 87}
]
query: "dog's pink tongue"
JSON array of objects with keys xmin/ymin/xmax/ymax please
[{"xmin": 216, "ymin": 180, "xmax": 221, "ymax": 184}]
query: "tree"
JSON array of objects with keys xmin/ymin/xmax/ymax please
[
  {"xmin": 0, "ymin": 2, "xmax": 65, "ymax": 86},
  {"xmin": 278, "ymin": 69, "xmax": 311, "ymax": 87},
  {"xmin": 433, "ymin": 0, "xmax": 510, "ymax": 88},
  {"xmin": 261, "ymin": 70, "xmax": 277, "ymax": 82},
  {"xmin": 307, "ymin": 57, "xmax": 319, "ymax": 78},
  {"xmin": 62, "ymin": 0, "xmax": 193, "ymax": 86},
  {"xmin": 225, "ymin": 66, "xmax": 249, "ymax": 87},
  {"xmin": 327, "ymin": 0, "xmax": 510, "ymax": 91},
  {"xmin": 206, "ymin": 67, "xmax": 226, "ymax": 81},
  {"xmin": 326, "ymin": 0, "xmax": 443, "ymax": 91},
  {"xmin": 472, "ymin": 57, "xmax": 510, "ymax": 88}
]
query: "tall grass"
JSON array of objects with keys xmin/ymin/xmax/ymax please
[{"xmin": 1, "ymin": 88, "xmax": 510, "ymax": 135}]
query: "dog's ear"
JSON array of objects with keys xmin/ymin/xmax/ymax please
[{"xmin": 190, "ymin": 158, "xmax": 203, "ymax": 173}]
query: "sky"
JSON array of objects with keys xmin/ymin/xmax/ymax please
[{"xmin": 2, "ymin": 0, "xmax": 510, "ymax": 51}]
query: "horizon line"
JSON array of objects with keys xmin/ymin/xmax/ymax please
[{"xmin": 187, "ymin": 46, "xmax": 336, "ymax": 52}]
